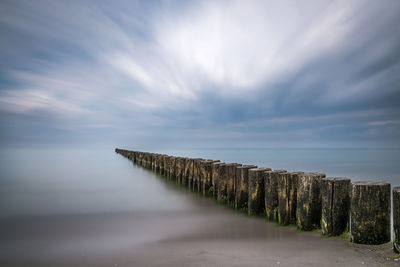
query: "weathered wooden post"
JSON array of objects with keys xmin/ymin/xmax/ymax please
[
  {"xmin": 169, "ymin": 156, "xmax": 177, "ymax": 181},
  {"xmin": 218, "ymin": 164, "xmax": 229, "ymax": 203},
  {"xmin": 150, "ymin": 153, "xmax": 156, "ymax": 171},
  {"xmin": 394, "ymin": 187, "xmax": 400, "ymax": 253},
  {"xmin": 296, "ymin": 172, "xmax": 325, "ymax": 231},
  {"xmin": 248, "ymin": 168, "xmax": 271, "ymax": 216},
  {"xmin": 212, "ymin": 162, "xmax": 224, "ymax": 199},
  {"xmin": 140, "ymin": 152, "xmax": 145, "ymax": 166},
  {"xmin": 321, "ymin": 177, "xmax": 351, "ymax": 236},
  {"xmin": 160, "ymin": 155, "xmax": 167, "ymax": 175},
  {"xmin": 188, "ymin": 158, "xmax": 194, "ymax": 189},
  {"xmin": 152, "ymin": 154, "xmax": 157, "ymax": 172},
  {"xmin": 175, "ymin": 157, "xmax": 185, "ymax": 184},
  {"xmin": 350, "ymin": 181, "xmax": 391, "ymax": 245},
  {"xmin": 165, "ymin": 156, "xmax": 172, "ymax": 178},
  {"xmin": 265, "ymin": 170, "xmax": 287, "ymax": 222},
  {"xmin": 154, "ymin": 153, "xmax": 159, "ymax": 172},
  {"xmin": 235, "ymin": 165, "xmax": 257, "ymax": 211},
  {"xmin": 227, "ymin": 163, "xmax": 241, "ymax": 207},
  {"xmin": 182, "ymin": 157, "xmax": 190, "ymax": 187},
  {"xmin": 158, "ymin": 154, "xmax": 165, "ymax": 174},
  {"xmin": 192, "ymin": 158, "xmax": 203, "ymax": 192},
  {"xmin": 149, "ymin": 153, "xmax": 154, "ymax": 169},
  {"xmin": 277, "ymin": 171, "xmax": 301, "ymax": 225},
  {"xmin": 188, "ymin": 158, "xmax": 202, "ymax": 190},
  {"xmin": 201, "ymin": 160, "xmax": 220, "ymax": 196},
  {"xmin": 142, "ymin": 152, "xmax": 148, "ymax": 167}
]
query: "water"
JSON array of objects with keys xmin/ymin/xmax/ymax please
[
  {"xmin": 1, "ymin": 147, "xmax": 399, "ymax": 217},
  {"xmin": 0, "ymin": 147, "xmax": 399, "ymax": 265}
]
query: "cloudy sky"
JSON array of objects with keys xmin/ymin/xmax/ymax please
[{"xmin": 1, "ymin": 0, "xmax": 400, "ymax": 149}]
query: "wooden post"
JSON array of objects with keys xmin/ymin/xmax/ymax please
[
  {"xmin": 264, "ymin": 170, "xmax": 287, "ymax": 222},
  {"xmin": 169, "ymin": 156, "xmax": 176, "ymax": 181},
  {"xmin": 193, "ymin": 158, "xmax": 203, "ymax": 192},
  {"xmin": 166, "ymin": 156, "xmax": 173, "ymax": 179},
  {"xmin": 138, "ymin": 152, "xmax": 143, "ymax": 166},
  {"xmin": 182, "ymin": 157, "xmax": 190, "ymax": 187},
  {"xmin": 277, "ymin": 171, "xmax": 301, "ymax": 225},
  {"xmin": 161, "ymin": 155, "xmax": 167, "ymax": 176},
  {"xmin": 175, "ymin": 157, "xmax": 185, "ymax": 184},
  {"xmin": 188, "ymin": 158, "xmax": 202, "ymax": 190},
  {"xmin": 154, "ymin": 154, "xmax": 160, "ymax": 172},
  {"xmin": 152, "ymin": 154, "xmax": 158, "ymax": 172},
  {"xmin": 296, "ymin": 172, "xmax": 325, "ymax": 231},
  {"xmin": 321, "ymin": 177, "xmax": 351, "ymax": 236},
  {"xmin": 394, "ymin": 187, "xmax": 400, "ymax": 253},
  {"xmin": 143, "ymin": 152, "xmax": 149, "ymax": 168},
  {"xmin": 218, "ymin": 164, "xmax": 229, "ymax": 203},
  {"xmin": 133, "ymin": 151, "xmax": 137, "ymax": 163},
  {"xmin": 227, "ymin": 163, "xmax": 242, "ymax": 207},
  {"xmin": 248, "ymin": 168, "xmax": 270, "ymax": 216},
  {"xmin": 235, "ymin": 165, "xmax": 257, "ymax": 211},
  {"xmin": 201, "ymin": 160, "xmax": 220, "ymax": 196},
  {"xmin": 212, "ymin": 162, "xmax": 224, "ymax": 199},
  {"xmin": 350, "ymin": 181, "xmax": 391, "ymax": 245},
  {"xmin": 151, "ymin": 153, "xmax": 156, "ymax": 171}
]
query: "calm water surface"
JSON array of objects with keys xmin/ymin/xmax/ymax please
[
  {"xmin": 1, "ymin": 147, "xmax": 399, "ymax": 217},
  {"xmin": 0, "ymin": 147, "xmax": 399, "ymax": 263}
]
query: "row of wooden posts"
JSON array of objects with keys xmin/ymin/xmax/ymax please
[{"xmin": 115, "ymin": 148, "xmax": 400, "ymax": 252}]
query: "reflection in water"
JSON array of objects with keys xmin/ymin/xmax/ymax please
[{"xmin": 0, "ymin": 148, "xmax": 399, "ymax": 264}]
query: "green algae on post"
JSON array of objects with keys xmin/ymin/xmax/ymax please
[
  {"xmin": 350, "ymin": 181, "xmax": 391, "ymax": 245},
  {"xmin": 393, "ymin": 187, "xmax": 400, "ymax": 253},
  {"xmin": 265, "ymin": 170, "xmax": 286, "ymax": 222},
  {"xmin": 248, "ymin": 168, "xmax": 271, "ymax": 216},
  {"xmin": 212, "ymin": 162, "xmax": 225, "ymax": 199},
  {"xmin": 201, "ymin": 160, "xmax": 220, "ymax": 196},
  {"xmin": 235, "ymin": 165, "xmax": 257, "ymax": 211},
  {"xmin": 277, "ymin": 171, "xmax": 300, "ymax": 225},
  {"xmin": 296, "ymin": 172, "xmax": 325, "ymax": 231},
  {"xmin": 321, "ymin": 178, "xmax": 351, "ymax": 236},
  {"xmin": 226, "ymin": 163, "xmax": 241, "ymax": 207}
]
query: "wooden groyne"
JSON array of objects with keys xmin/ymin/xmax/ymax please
[{"xmin": 115, "ymin": 148, "xmax": 397, "ymax": 251}]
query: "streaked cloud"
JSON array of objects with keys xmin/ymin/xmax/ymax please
[{"xmin": 0, "ymin": 0, "xmax": 399, "ymax": 148}]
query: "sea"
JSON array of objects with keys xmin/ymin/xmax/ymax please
[{"xmin": 0, "ymin": 147, "xmax": 399, "ymax": 263}]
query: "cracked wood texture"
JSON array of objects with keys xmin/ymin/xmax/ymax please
[
  {"xmin": 187, "ymin": 158, "xmax": 195, "ymax": 190},
  {"xmin": 235, "ymin": 165, "xmax": 257, "ymax": 211},
  {"xmin": 182, "ymin": 157, "xmax": 190, "ymax": 186},
  {"xmin": 175, "ymin": 157, "xmax": 185, "ymax": 184},
  {"xmin": 350, "ymin": 181, "xmax": 391, "ymax": 245},
  {"xmin": 212, "ymin": 162, "xmax": 224, "ymax": 199},
  {"xmin": 192, "ymin": 158, "xmax": 203, "ymax": 192},
  {"xmin": 265, "ymin": 170, "xmax": 287, "ymax": 221},
  {"xmin": 394, "ymin": 187, "xmax": 400, "ymax": 253},
  {"xmin": 321, "ymin": 178, "xmax": 350, "ymax": 236},
  {"xmin": 168, "ymin": 156, "xmax": 177, "ymax": 181},
  {"xmin": 248, "ymin": 168, "xmax": 271, "ymax": 216},
  {"xmin": 226, "ymin": 163, "xmax": 241, "ymax": 207},
  {"xmin": 296, "ymin": 173, "xmax": 325, "ymax": 231},
  {"xmin": 162, "ymin": 155, "xmax": 168, "ymax": 176},
  {"xmin": 159, "ymin": 155, "xmax": 165, "ymax": 174},
  {"xmin": 218, "ymin": 164, "xmax": 229, "ymax": 203},
  {"xmin": 201, "ymin": 160, "xmax": 219, "ymax": 196},
  {"xmin": 277, "ymin": 171, "xmax": 300, "ymax": 225}
]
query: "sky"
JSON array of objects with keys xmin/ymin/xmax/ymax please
[{"xmin": 0, "ymin": 0, "xmax": 400, "ymax": 149}]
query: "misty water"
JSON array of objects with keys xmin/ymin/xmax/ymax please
[{"xmin": 0, "ymin": 148, "xmax": 399, "ymax": 263}]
